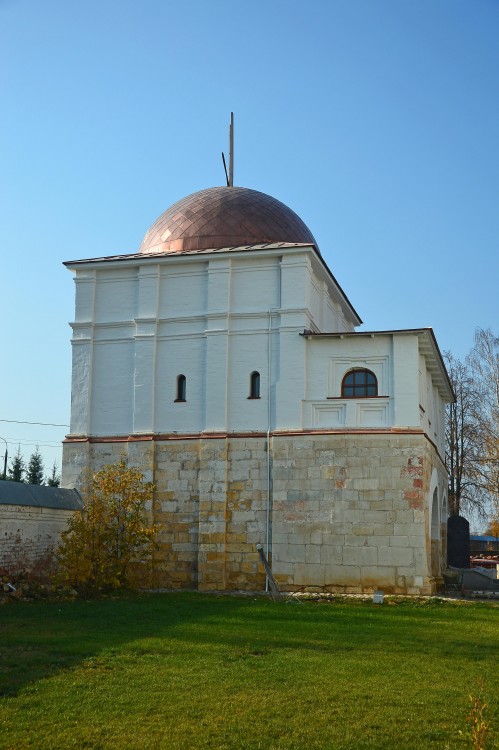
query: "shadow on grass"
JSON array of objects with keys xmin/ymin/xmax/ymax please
[
  {"xmin": 0, "ymin": 592, "xmax": 217, "ymax": 696},
  {"xmin": 0, "ymin": 592, "xmax": 497, "ymax": 699}
]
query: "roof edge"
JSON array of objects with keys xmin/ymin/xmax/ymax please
[{"xmin": 63, "ymin": 242, "xmax": 363, "ymax": 327}]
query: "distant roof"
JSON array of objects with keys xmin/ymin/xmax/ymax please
[
  {"xmin": 0, "ymin": 481, "xmax": 82, "ymax": 510},
  {"xmin": 138, "ymin": 186, "xmax": 318, "ymax": 255}
]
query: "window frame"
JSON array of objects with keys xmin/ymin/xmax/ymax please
[
  {"xmin": 341, "ymin": 368, "xmax": 378, "ymax": 399},
  {"xmin": 248, "ymin": 371, "xmax": 261, "ymax": 399},
  {"xmin": 175, "ymin": 374, "xmax": 187, "ymax": 402}
]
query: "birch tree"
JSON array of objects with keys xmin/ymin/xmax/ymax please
[
  {"xmin": 445, "ymin": 328, "xmax": 499, "ymax": 520},
  {"xmin": 469, "ymin": 328, "xmax": 499, "ymax": 520}
]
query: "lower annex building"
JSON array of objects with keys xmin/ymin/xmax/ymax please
[{"xmin": 61, "ymin": 184, "xmax": 454, "ymax": 595}]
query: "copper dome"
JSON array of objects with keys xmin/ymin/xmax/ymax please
[{"xmin": 139, "ymin": 186, "xmax": 317, "ymax": 254}]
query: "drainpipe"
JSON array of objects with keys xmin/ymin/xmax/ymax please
[
  {"xmin": 223, "ymin": 261, "xmax": 233, "ymax": 591},
  {"xmin": 265, "ymin": 309, "xmax": 273, "ymax": 591},
  {"xmin": 264, "ymin": 261, "xmax": 281, "ymax": 591}
]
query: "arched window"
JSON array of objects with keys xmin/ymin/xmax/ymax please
[
  {"xmin": 341, "ymin": 368, "xmax": 377, "ymax": 398},
  {"xmin": 249, "ymin": 371, "xmax": 260, "ymax": 399},
  {"xmin": 175, "ymin": 374, "xmax": 186, "ymax": 402}
]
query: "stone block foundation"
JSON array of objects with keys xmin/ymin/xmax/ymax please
[{"xmin": 62, "ymin": 432, "xmax": 447, "ymax": 595}]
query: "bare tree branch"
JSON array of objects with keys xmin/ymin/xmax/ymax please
[{"xmin": 445, "ymin": 328, "xmax": 499, "ymax": 521}]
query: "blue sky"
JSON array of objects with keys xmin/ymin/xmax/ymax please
[{"xmin": 1, "ymin": 0, "xmax": 498, "ymax": 481}]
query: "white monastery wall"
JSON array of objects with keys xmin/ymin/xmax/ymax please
[
  {"xmin": 155, "ymin": 335, "xmax": 206, "ymax": 433},
  {"xmin": 68, "ymin": 247, "xmax": 358, "ymax": 438},
  {"xmin": 418, "ymin": 352, "xmax": 446, "ymax": 457},
  {"xmin": 307, "ymin": 263, "xmax": 323, "ymax": 330},
  {"xmin": 91, "ymin": 339, "xmax": 134, "ymax": 434},
  {"xmin": 67, "ymin": 250, "xmax": 445, "ymax": 447},
  {"xmin": 305, "ymin": 336, "xmax": 390, "ymax": 399},
  {"xmin": 305, "ymin": 255, "xmax": 357, "ymax": 334},
  {"xmin": 74, "ymin": 270, "xmax": 96, "ymax": 322},
  {"xmin": 230, "ymin": 258, "xmax": 281, "ymax": 312},
  {"xmin": 159, "ymin": 263, "xmax": 208, "ymax": 318},
  {"xmin": 302, "ymin": 332, "xmax": 447, "ymax": 437},
  {"xmin": 94, "ymin": 269, "xmax": 138, "ymax": 323},
  {"xmin": 392, "ymin": 335, "xmax": 420, "ymax": 427}
]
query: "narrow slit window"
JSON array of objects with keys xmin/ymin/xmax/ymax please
[
  {"xmin": 249, "ymin": 371, "xmax": 260, "ymax": 399},
  {"xmin": 341, "ymin": 369, "xmax": 378, "ymax": 398},
  {"xmin": 175, "ymin": 374, "xmax": 186, "ymax": 402}
]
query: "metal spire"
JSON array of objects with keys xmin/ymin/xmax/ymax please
[
  {"xmin": 228, "ymin": 112, "xmax": 234, "ymax": 187},
  {"xmin": 221, "ymin": 113, "xmax": 234, "ymax": 187}
]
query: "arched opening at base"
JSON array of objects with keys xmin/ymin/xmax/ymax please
[{"xmin": 430, "ymin": 487, "xmax": 440, "ymax": 578}]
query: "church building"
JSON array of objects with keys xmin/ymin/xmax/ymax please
[{"xmin": 62, "ymin": 178, "xmax": 454, "ymax": 595}]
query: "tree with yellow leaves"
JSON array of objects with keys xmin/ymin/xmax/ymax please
[
  {"xmin": 484, "ymin": 518, "xmax": 499, "ymax": 539},
  {"xmin": 57, "ymin": 457, "xmax": 158, "ymax": 594}
]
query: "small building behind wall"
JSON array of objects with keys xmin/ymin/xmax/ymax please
[{"xmin": 0, "ymin": 480, "xmax": 82, "ymax": 564}]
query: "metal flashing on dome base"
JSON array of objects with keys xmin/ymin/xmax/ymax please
[{"xmin": 63, "ymin": 242, "xmax": 314, "ymax": 267}]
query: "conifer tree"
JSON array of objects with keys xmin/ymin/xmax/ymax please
[
  {"xmin": 26, "ymin": 447, "xmax": 44, "ymax": 485},
  {"xmin": 47, "ymin": 461, "xmax": 61, "ymax": 487},
  {"xmin": 8, "ymin": 446, "xmax": 25, "ymax": 482}
]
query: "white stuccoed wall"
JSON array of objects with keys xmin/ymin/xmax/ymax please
[
  {"xmin": 302, "ymin": 331, "xmax": 448, "ymax": 447},
  {"xmin": 418, "ymin": 352, "xmax": 446, "ymax": 457},
  {"xmin": 65, "ymin": 247, "xmax": 445, "ymax": 455},
  {"xmin": 66, "ymin": 245, "xmax": 447, "ymax": 448},
  {"xmin": 66, "ymin": 246, "xmax": 360, "ymax": 439}
]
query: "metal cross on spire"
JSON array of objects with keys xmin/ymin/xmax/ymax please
[
  {"xmin": 228, "ymin": 111, "xmax": 234, "ymax": 187},
  {"xmin": 222, "ymin": 112, "xmax": 234, "ymax": 187}
]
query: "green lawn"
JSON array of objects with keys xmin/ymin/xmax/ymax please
[{"xmin": 0, "ymin": 594, "xmax": 497, "ymax": 749}]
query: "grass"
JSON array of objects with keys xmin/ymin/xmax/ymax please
[{"xmin": 0, "ymin": 593, "xmax": 497, "ymax": 749}]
